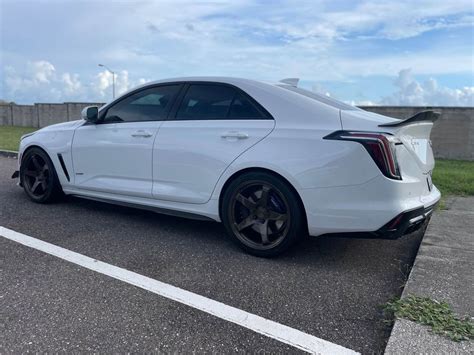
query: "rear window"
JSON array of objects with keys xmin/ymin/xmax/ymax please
[
  {"xmin": 278, "ymin": 85, "xmax": 360, "ymax": 111},
  {"xmin": 176, "ymin": 84, "xmax": 270, "ymax": 120},
  {"xmin": 177, "ymin": 84, "xmax": 234, "ymax": 119},
  {"xmin": 228, "ymin": 93, "xmax": 264, "ymax": 119}
]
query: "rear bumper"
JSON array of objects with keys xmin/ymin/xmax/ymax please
[
  {"xmin": 370, "ymin": 202, "xmax": 436, "ymax": 239},
  {"xmin": 302, "ymin": 174, "xmax": 441, "ymax": 237},
  {"xmin": 319, "ymin": 202, "xmax": 437, "ymax": 240}
]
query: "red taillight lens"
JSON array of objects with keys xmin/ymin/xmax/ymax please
[{"xmin": 324, "ymin": 131, "xmax": 402, "ymax": 180}]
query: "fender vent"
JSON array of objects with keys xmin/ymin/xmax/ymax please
[{"xmin": 57, "ymin": 154, "xmax": 70, "ymax": 182}]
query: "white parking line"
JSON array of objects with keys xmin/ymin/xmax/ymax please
[{"xmin": 0, "ymin": 226, "xmax": 358, "ymax": 354}]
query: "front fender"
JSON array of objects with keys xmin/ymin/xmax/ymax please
[{"xmin": 19, "ymin": 130, "xmax": 75, "ymax": 187}]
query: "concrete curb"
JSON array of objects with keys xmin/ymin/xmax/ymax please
[
  {"xmin": 0, "ymin": 150, "xmax": 18, "ymax": 158},
  {"xmin": 384, "ymin": 197, "xmax": 474, "ymax": 354}
]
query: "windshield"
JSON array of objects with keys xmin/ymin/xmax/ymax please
[{"xmin": 278, "ymin": 85, "xmax": 360, "ymax": 111}]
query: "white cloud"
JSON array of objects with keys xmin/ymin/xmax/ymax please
[
  {"xmin": 79, "ymin": 0, "xmax": 473, "ymax": 82},
  {"xmin": 95, "ymin": 70, "xmax": 114, "ymax": 97},
  {"xmin": 62, "ymin": 73, "xmax": 81, "ymax": 95},
  {"xmin": 3, "ymin": 60, "xmax": 151, "ymax": 102},
  {"xmin": 30, "ymin": 60, "xmax": 56, "ymax": 83},
  {"xmin": 323, "ymin": 0, "xmax": 473, "ymax": 41},
  {"xmin": 3, "ymin": 1, "xmax": 473, "ymax": 77},
  {"xmin": 115, "ymin": 70, "xmax": 130, "ymax": 96},
  {"xmin": 94, "ymin": 69, "xmax": 151, "ymax": 99},
  {"xmin": 3, "ymin": 60, "xmax": 473, "ymax": 107},
  {"xmin": 5, "ymin": 60, "xmax": 57, "ymax": 93},
  {"xmin": 381, "ymin": 68, "xmax": 474, "ymax": 106},
  {"xmin": 1, "ymin": 0, "xmax": 472, "ymax": 104}
]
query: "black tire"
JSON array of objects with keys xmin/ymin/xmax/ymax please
[
  {"xmin": 20, "ymin": 147, "xmax": 63, "ymax": 203},
  {"xmin": 221, "ymin": 171, "xmax": 306, "ymax": 257}
]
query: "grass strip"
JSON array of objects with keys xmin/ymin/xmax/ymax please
[{"xmin": 385, "ymin": 295, "xmax": 474, "ymax": 342}]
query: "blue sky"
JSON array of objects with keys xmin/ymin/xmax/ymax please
[{"xmin": 1, "ymin": 0, "xmax": 473, "ymax": 105}]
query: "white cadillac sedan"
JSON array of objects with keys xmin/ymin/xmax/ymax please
[{"xmin": 14, "ymin": 77, "xmax": 440, "ymax": 256}]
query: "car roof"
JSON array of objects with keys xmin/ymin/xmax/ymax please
[
  {"xmin": 101, "ymin": 76, "xmax": 357, "ymax": 120},
  {"xmin": 141, "ymin": 76, "xmax": 270, "ymax": 87},
  {"xmin": 149, "ymin": 76, "xmax": 259, "ymax": 82},
  {"xmin": 146, "ymin": 77, "xmax": 357, "ymax": 109}
]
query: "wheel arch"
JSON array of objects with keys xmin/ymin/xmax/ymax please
[
  {"xmin": 20, "ymin": 144, "xmax": 64, "ymax": 186},
  {"xmin": 21, "ymin": 144, "xmax": 48, "ymax": 157},
  {"xmin": 218, "ymin": 167, "xmax": 308, "ymax": 231},
  {"xmin": 20, "ymin": 144, "xmax": 52, "ymax": 168},
  {"xmin": 19, "ymin": 144, "xmax": 65, "ymax": 202}
]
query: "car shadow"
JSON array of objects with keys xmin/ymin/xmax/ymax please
[{"xmin": 65, "ymin": 194, "xmax": 422, "ymax": 269}]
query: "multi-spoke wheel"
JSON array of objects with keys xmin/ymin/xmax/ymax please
[
  {"xmin": 20, "ymin": 147, "xmax": 62, "ymax": 203},
  {"xmin": 222, "ymin": 172, "xmax": 305, "ymax": 257}
]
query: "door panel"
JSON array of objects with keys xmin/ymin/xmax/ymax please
[
  {"xmin": 152, "ymin": 120, "xmax": 274, "ymax": 203},
  {"xmin": 72, "ymin": 122, "xmax": 160, "ymax": 198},
  {"xmin": 71, "ymin": 84, "xmax": 181, "ymax": 198}
]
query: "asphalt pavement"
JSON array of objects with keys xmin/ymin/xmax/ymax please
[{"xmin": 0, "ymin": 155, "xmax": 424, "ymax": 353}]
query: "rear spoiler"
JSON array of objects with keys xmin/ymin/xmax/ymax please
[{"xmin": 379, "ymin": 110, "xmax": 440, "ymax": 127}]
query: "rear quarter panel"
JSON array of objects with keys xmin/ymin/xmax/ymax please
[{"xmin": 211, "ymin": 82, "xmax": 382, "ymax": 200}]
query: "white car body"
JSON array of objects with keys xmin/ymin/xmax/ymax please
[{"xmin": 17, "ymin": 77, "xmax": 440, "ymax": 238}]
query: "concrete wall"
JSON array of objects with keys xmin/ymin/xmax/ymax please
[
  {"xmin": 0, "ymin": 102, "xmax": 472, "ymax": 160},
  {"xmin": 66, "ymin": 102, "xmax": 98, "ymax": 122},
  {"xmin": 37, "ymin": 104, "xmax": 66, "ymax": 128},
  {"xmin": 0, "ymin": 104, "xmax": 13, "ymax": 126},
  {"xmin": 11, "ymin": 104, "xmax": 38, "ymax": 127},
  {"xmin": 0, "ymin": 102, "xmax": 104, "ymax": 128}
]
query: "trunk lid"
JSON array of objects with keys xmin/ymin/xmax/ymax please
[{"xmin": 341, "ymin": 110, "xmax": 439, "ymax": 174}]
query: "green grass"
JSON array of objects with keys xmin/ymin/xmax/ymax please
[
  {"xmin": 384, "ymin": 295, "xmax": 474, "ymax": 342},
  {"xmin": 432, "ymin": 159, "xmax": 474, "ymax": 197},
  {"xmin": 0, "ymin": 126, "xmax": 37, "ymax": 151}
]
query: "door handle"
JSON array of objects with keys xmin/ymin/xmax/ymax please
[
  {"xmin": 131, "ymin": 130, "xmax": 153, "ymax": 138},
  {"xmin": 221, "ymin": 131, "xmax": 249, "ymax": 139}
]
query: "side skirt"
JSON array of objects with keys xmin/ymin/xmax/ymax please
[{"xmin": 67, "ymin": 193, "xmax": 217, "ymax": 222}]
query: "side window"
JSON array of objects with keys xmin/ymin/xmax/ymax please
[
  {"xmin": 228, "ymin": 93, "xmax": 266, "ymax": 119},
  {"xmin": 104, "ymin": 85, "xmax": 180, "ymax": 123},
  {"xmin": 176, "ymin": 84, "xmax": 236, "ymax": 120}
]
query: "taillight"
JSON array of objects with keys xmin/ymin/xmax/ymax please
[{"xmin": 324, "ymin": 130, "xmax": 402, "ymax": 180}]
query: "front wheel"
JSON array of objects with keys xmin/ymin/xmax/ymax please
[
  {"xmin": 20, "ymin": 147, "xmax": 63, "ymax": 203},
  {"xmin": 221, "ymin": 172, "xmax": 306, "ymax": 257}
]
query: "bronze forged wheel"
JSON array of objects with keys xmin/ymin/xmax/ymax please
[
  {"xmin": 222, "ymin": 172, "xmax": 305, "ymax": 257},
  {"xmin": 21, "ymin": 147, "xmax": 62, "ymax": 203}
]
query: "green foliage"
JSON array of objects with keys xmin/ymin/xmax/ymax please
[
  {"xmin": 0, "ymin": 126, "xmax": 37, "ymax": 151},
  {"xmin": 385, "ymin": 295, "xmax": 474, "ymax": 342}
]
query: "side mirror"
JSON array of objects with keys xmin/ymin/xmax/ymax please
[{"xmin": 81, "ymin": 106, "xmax": 99, "ymax": 123}]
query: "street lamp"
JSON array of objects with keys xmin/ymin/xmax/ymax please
[{"xmin": 98, "ymin": 63, "xmax": 116, "ymax": 99}]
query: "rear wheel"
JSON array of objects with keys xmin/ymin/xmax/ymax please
[
  {"xmin": 221, "ymin": 172, "xmax": 306, "ymax": 257},
  {"xmin": 21, "ymin": 147, "xmax": 63, "ymax": 203}
]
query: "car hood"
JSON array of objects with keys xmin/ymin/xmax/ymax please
[{"xmin": 36, "ymin": 119, "xmax": 85, "ymax": 133}]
